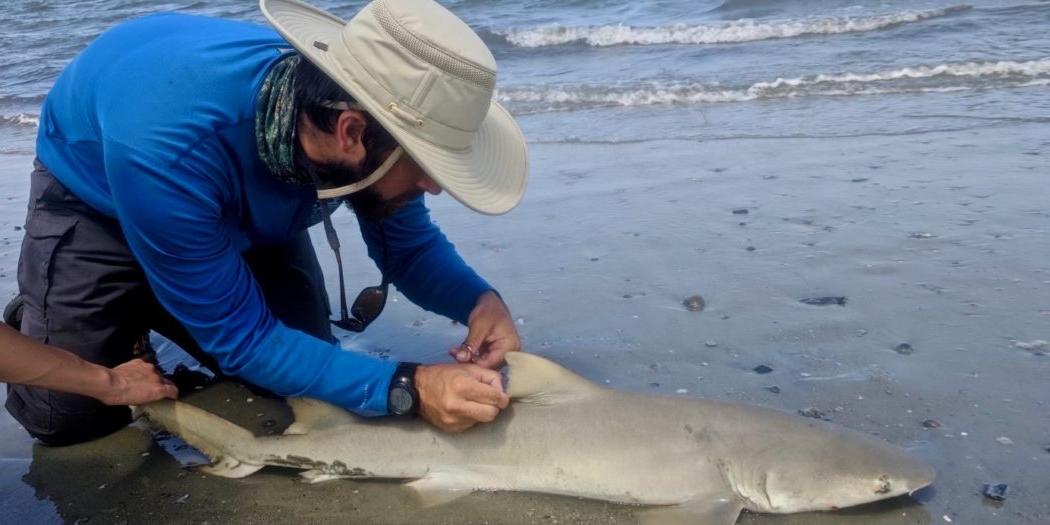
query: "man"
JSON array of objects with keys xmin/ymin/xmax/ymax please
[{"xmin": 5, "ymin": 0, "xmax": 528, "ymax": 445}]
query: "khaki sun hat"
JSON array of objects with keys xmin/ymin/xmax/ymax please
[{"xmin": 260, "ymin": 0, "xmax": 528, "ymax": 215}]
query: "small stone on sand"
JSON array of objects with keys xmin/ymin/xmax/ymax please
[
  {"xmin": 799, "ymin": 296, "xmax": 847, "ymax": 306},
  {"xmin": 764, "ymin": 385, "xmax": 781, "ymax": 394},
  {"xmin": 732, "ymin": 209, "xmax": 749, "ymax": 215},
  {"xmin": 922, "ymin": 419, "xmax": 942, "ymax": 429},
  {"xmin": 704, "ymin": 340, "xmax": 718, "ymax": 348},
  {"xmin": 996, "ymin": 436, "xmax": 1014, "ymax": 445},
  {"xmin": 894, "ymin": 343, "xmax": 915, "ymax": 355},
  {"xmin": 683, "ymin": 295, "xmax": 705, "ymax": 312},
  {"xmin": 798, "ymin": 407, "xmax": 825, "ymax": 419},
  {"xmin": 982, "ymin": 483, "xmax": 1008, "ymax": 501},
  {"xmin": 1013, "ymin": 339, "xmax": 1048, "ymax": 352},
  {"xmin": 753, "ymin": 365, "xmax": 774, "ymax": 374}
]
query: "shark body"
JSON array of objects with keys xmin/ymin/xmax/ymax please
[{"xmin": 143, "ymin": 352, "xmax": 934, "ymax": 524}]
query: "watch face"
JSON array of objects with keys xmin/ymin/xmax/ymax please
[{"xmin": 390, "ymin": 386, "xmax": 414, "ymax": 414}]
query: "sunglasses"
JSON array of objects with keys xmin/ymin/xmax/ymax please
[{"xmin": 321, "ymin": 209, "xmax": 388, "ymax": 332}]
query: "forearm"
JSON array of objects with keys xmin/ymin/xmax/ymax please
[
  {"xmin": 0, "ymin": 323, "xmax": 118, "ymax": 399},
  {"xmin": 358, "ymin": 196, "xmax": 494, "ymax": 323},
  {"xmin": 396, "ymin": 254, "xmax": 493, "ymax": 323}
]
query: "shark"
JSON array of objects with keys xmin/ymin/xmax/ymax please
[{"xmin": 141, "ymin": 352, "xmax": 935, "ymax": 524}]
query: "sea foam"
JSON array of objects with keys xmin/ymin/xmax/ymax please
[
  {"xmin": 495, "ymin": 6, "xmax": 971, "ymax": 47},
  {"xmin": 495, "ymin": 59, "xmax": 1050, "ymax": 111},
  {"xmin": 0, "ymin": 113, "xmax": 40, "ymax": 128}
]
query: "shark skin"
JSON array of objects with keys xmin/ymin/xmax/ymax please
[{"xmin": 142, "ymin": 352, "xmax": 935, "ymax": 524}]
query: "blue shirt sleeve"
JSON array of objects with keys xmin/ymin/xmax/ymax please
[
  {"xmin": 104, "ymin": 138, "xmax": 396, "ymax": 416},
  {"xmin": 356, "ymin": 196, "xmax": 494, "ymax": 324}
]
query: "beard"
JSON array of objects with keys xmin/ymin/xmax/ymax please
[
  {"xmin": 347, "ymin": 184, "xmax": 423, "ymax": 220},
  {"xmin": 304, "ymin": 152, "xmax": 422, "ymax": 220}
]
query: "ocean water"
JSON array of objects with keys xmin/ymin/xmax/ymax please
[
  {"xmin": 2, "ymin": 0, "xmax": 1049, "ymax": 153},
  {"xmin": 1, "ymin": 1, "xmax": 1050, "ymax": 524}
]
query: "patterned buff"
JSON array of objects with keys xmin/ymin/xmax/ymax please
[{"xmin": 256, "ymin": 54, "xmax": 308, "ymax": 185}]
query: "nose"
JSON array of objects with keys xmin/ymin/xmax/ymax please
[{"xmin": 418, "ymin": 174, "xmax": 442, "ymax": 195}]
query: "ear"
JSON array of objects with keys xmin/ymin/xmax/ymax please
[{"xmin": 334, "ymin": 109, "xmax": 369, "ymax": 163}]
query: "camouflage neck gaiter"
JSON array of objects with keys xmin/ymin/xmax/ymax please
[{"xmin": 256, "ymin": 54, "xmax": 308, "ymax": 185}]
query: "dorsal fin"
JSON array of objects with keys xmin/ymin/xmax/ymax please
[
  {"xmin": 504, "ymin": 352, "xmax": 600, "ymax": 405},
  {"xmin": 284, "ymin": 397, "xmax": 358, "ymax": 435}
]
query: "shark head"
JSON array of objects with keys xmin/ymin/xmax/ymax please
[{"xmin": 737, "ymin": 422, "xmax": 935, "ymax": 513}]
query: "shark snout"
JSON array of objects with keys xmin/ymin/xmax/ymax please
[
  {"xmin": 868, "ymin": 455, "xmax": 935, "ymax": 502},
  {"xmin": 896, "ymin": 460, "xmax": 936, "ymax": 495}
]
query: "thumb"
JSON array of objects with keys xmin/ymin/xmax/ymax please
[{"xmin": 449, "ymin": 329, "xmax": 487, "ymax": 363}]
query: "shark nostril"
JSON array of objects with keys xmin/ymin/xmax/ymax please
[{"xmin": 875, "ymin": 474, "xmax": 892, "ymax": 494}]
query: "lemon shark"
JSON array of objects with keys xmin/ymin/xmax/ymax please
[{"xmin": 141, "ymin": 352, "xmax": 934, "ymax": 524}]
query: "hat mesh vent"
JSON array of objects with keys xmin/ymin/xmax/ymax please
[{"xmin": 372, "ymin": 0, "xmax": 496, "ymax": 91}]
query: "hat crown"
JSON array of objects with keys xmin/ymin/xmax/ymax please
[
  {"xmin": 341, "ymin": 0, "xmax": 496, "ymax": 149},
  {"xmin": 373, "ymin": 0, "xmax": 496, "ymax": 78}
]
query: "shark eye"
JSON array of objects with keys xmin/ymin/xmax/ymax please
[{"xmin": 875, "ymin": 474, "xmax": 892, "ymax": 494}]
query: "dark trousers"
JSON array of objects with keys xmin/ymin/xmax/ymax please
[{"xmin": 5, "ymin": 160, "xmax": 333, "ymax": 446}]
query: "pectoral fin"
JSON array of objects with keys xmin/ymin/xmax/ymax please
[
  {"xmin": 299, "ymin": 469, "xmax": 351, "ymax": 484},
  {"xmin": 406, "ymin": 469, "xmax": 505, "ymax": 507},
  {"xmin": 195, "ymin": 456, "xmax": 264, "ymax": 478},
  {"xmin": 635, "ymin": 498, "xmax": 744, "ymax": 525}
]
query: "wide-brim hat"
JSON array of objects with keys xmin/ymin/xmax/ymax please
[{"xmin": 261, "ymin": 0, "xmax": 528, "ymax": 215}]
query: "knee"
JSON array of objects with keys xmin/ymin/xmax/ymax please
[{"xmin": 5, "ymin": 386, "xmax": 130, "ymax": 446}]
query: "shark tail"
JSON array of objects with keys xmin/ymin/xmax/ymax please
[{"xmin": 141, "ymin": 399, "xmax": 265, "ymax": 478}]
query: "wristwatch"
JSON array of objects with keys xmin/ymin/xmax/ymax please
[{"xmin": 387, "ymin": 362, "xmax": 420, "ymax": 416}]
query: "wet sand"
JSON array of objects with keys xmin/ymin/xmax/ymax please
[{"xmin": 1, "ymin": 122, "xmax": 1048, "ymax": 523}]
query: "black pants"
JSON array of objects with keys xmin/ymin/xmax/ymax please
[{"xmin": 5, "ymin": 160, "xmax": 333, "ymax": 446}]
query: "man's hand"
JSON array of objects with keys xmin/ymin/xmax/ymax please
[
  {"xmin": 449, "ymin": 291, "xmax": 520, "ymax": 369},
  {"xmin": 415, "ymin": 363, "xmax": 510, "ymax": 433},
  {"xmin": 98, "ymin": 358, "xmax": 178, "ymax": 406}
]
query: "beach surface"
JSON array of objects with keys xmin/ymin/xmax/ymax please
[
  {"xmin": 1, "ymin": 118, "xmax": 1048, "ymax": 523},
  {"xmin": 1, "ymin": 0, "xmax": 1049, "ymax": 522}
]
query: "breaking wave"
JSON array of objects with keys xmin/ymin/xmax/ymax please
[
  {"xmin": 493, "ymin": 6, "xmax": 971, "ymax": 47},
  {"xmin": 495, "ymin": 59, "xmax": 1050, "ymax": 112},
  {"xmin": 0, "ymin": 112, "xmax": 39, "ymax": 128}
]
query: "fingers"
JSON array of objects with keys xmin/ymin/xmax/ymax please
[
  {"xmin": 448, "ymin": 346, "xmax": 473, "ymax": 363},
  {"xmin": 157, "ymin": 378, "xmax": 179, "ymax": 400},
  {"xmin": 449, "ymin": 329, "xmax": 487, "ymax": 363},
  {"xmin": 416, "ymin": 363, "xmax": 510, "ymax": 433},
  {"xmin": 466, "ymin": 364, "xmax": 503, "ymax": 388},
  {"xmin": 462, "ymin": 369, "xmax": 509, "ymax": 409},
  {"xmin": 473, "ymin": 347, "xmax": 513, "ymax": 370},
  {"xmin": 107, "ymin": 358, "xmax": 180, "ymax": 405}
]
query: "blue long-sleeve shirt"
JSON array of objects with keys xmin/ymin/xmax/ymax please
[{"xmin": 34, "ymin": 13, "xmax": 493, "ymax": 416}]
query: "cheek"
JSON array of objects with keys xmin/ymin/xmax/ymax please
[{"xmin": 370, "ymin": 166, "xmax": 410, "ymax": 198}]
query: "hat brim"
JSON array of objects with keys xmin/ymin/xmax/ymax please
[{"xmin": 261, "ymin": 0, "xmax": 528, "ymax": 215}]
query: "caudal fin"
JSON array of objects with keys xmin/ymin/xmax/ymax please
[{"xmin": 141, "ymin": 399, "xmax": 264, "ymax": 478}]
